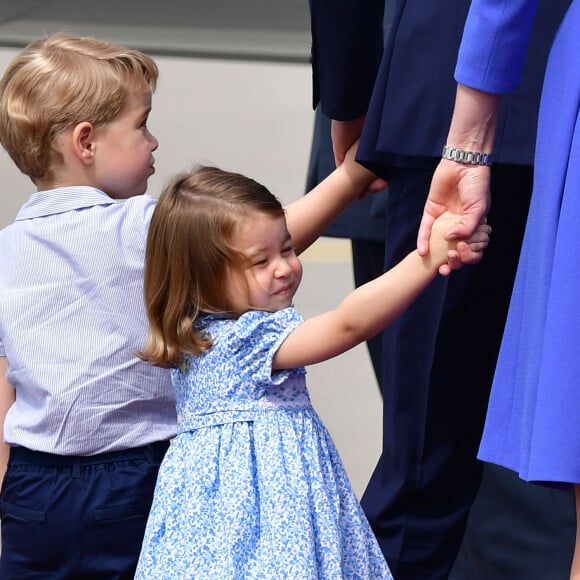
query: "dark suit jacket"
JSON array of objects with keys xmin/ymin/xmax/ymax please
[{"xmin": 310, "ymin": 0, "xmax": 569, "ymax": 176}]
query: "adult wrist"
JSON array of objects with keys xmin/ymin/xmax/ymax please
[{"xmin": 442, "ymin": 145, "xmax": 494, "ymax": 166}]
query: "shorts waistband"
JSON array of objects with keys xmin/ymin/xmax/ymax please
[{"xmin": 9, "ymin": 440, "xmax": 170, "ymax": 467}]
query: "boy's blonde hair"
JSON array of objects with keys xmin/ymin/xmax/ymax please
[
  {"xmin": 141, "ymin": 165, "xmax": 286, "ymax": 368},
  {"xmin": 0, "ymin": 32, "xmax": 158, "ymax": 182}
]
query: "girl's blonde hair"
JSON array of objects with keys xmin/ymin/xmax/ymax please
[
  {"xmin": 141, "ymin": 165, "xmax": 285, "ymax": 368},
  {"xmin": 0, "ymin": 32, "xmax": 158, "ymax": 182}
]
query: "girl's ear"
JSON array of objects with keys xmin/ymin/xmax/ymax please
[{"xmin": 71, "ymin": 121, "xmax": 96, "ymax": 165}]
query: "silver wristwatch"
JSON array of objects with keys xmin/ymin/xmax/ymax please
[{"xmin": 442, "ymin": 145, "xmax": 494, "ymax": 166}]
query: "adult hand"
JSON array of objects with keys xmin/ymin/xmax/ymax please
[
  {"xmin": 417, "ymin": 158, "xmax": 491, "ymax": 259},
  {"xmin": 331, "ymin": 118, "xmax": 388, "ymax": 193}
]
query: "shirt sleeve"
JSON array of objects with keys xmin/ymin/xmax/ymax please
[
  {"xmin": 455, "ymin": 0, "xmax": 541, "ymax": 93},
  {"xmin": 129, "ymin": 194, "xmax": 157, "ymax": 246}
]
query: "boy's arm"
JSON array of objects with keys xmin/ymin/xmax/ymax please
[
  {"xmin": 0, "ymin": 357, "xmax": 14, "ymax": 487},
  {"xmin": 284, "ymin": 143, "xmax": 374, "ymax": 255}
]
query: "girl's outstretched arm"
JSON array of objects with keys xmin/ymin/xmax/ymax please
[
  {"xmin": 284, "ymin": 142, "xmax": 374, "ymax": 255},
  {"xmin": 273, "ymin": 214, "xmax": 490, "ymax": 370}
]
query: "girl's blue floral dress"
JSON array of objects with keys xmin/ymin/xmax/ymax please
[{"xmin": 135, "ymin": 308, "xmax": 392, "ymax": 579}]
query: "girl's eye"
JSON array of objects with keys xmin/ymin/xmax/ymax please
[{"xmin": 282, "ymin": 246, "xmax": 294, "ymax": 256}]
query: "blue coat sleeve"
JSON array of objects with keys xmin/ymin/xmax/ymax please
[
  {"xmin": 455, "ymin": 0, "xmax": 541, "ymax": 93},
  {"xmin": 309, "ymin": 0, "xmax": 385, "ymax": 120}
]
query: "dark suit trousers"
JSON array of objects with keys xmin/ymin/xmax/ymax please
[
  {"xmin": 351, "ymin": 238, "xmax": 386, "ymax": 388},
  {"xmin": 361, "ymin": 163, "xmax": 533, "ymax": 579},
  {"xmin": 450, "ymin": 463, "xmax": 575, "ymax": 579}
]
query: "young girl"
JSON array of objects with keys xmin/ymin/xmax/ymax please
[{"xmin": 135, "ymin": 162, "xmax": 490, "ymax": 579}]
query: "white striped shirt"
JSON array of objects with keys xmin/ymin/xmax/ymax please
[{"xmin": 0, "ymin": 186, "xmax": 176, "ymax": 455}]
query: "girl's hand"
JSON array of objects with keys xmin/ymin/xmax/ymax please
[{"xmin": 438, "ymin": 219, "xmax": 492, "ymax": 276}]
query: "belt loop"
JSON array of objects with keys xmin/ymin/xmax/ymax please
[
  {"xmin": 143, "ymin": 445, "xmax": 154, "ymax": 464},
  {"xmin": 7, "ymin": 446, "xmax": 16, "ymax": 468},
  {"xmin": 72, "ymin": 461, "xmax": 81, "ymax": 478}
]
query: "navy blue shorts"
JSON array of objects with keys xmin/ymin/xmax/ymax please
[{"xmin": 0, "ymin": 441, "xmax": 169, "ymax": 579}]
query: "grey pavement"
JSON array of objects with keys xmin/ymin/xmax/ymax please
[
  {"xmin": 0, "ymin": 0, "xmax": 311, "ymax": 62},
  {"xmin": 0, "ymin": 2, "xmax": 382, "ymax": 499}
]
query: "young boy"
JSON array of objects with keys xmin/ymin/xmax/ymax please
[{"xmin": 0, "ymin": 33, "xmax": 175, "ymax": 577}]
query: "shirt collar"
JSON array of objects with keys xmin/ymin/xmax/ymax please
[{"xmin": 15, "ymin": 186, "xmax": 123, "ymax": 221}]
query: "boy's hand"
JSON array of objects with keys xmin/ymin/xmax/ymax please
[
  {"xmin": 341, "ymin": 139, "xmax": 387, "ymax": 197},
  {"xmin": 332, "ymin": 121, "xmax": 389, "ymax": 194}
]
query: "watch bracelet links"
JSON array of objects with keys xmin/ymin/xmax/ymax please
[{"xmin": 442, "ymin": 145, "xmax": 494, "ymax": 166}]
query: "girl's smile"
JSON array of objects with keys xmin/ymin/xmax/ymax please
[{"xmin": 229, "ymin": 213, "xmax": 303, "ymax": 312}]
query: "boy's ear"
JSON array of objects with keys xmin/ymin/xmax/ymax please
[{"xmin": 71, "ymin": 122, "xmax": 96, "ymax": 165}]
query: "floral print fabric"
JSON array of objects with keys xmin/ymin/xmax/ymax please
[{"xmin": 136, "ymin": 308, "xmax": 392, "ymax": 579}]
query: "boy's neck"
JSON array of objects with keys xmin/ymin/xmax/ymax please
[
  {"xmin": 37, "ymin": 131, "xmax": 101, "ymax": 192},
  {"xmin": 36, "ymin": 179, "xmax": 95, "ymax": 192},
  {"xmin": 35, "ymin": 165, "xmax": 93, "ymax": 191}
]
